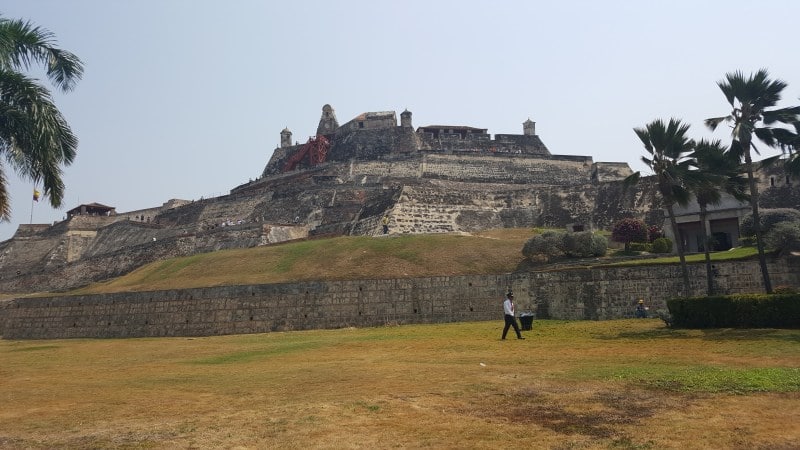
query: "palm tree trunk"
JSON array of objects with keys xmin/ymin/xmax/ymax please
[
  {"xmin": 743, "ymin": 144, "xmax": 773, "ymax": 293},
  {"xmin": 666, "ymin": 204, "xmax": 691, "ymax": 296},
  {"xmin": 699, "ymin": 203, "xmax": 714, "ymax": 295}
]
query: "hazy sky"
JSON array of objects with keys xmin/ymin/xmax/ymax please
[{"xmin": 2, "ymin": 0, "xmax": 799, "ymax": 241}]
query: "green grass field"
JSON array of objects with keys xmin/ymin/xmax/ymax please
[{"xmin": 2, "ymin": 319, "xmax": 798, "ymax": 448}]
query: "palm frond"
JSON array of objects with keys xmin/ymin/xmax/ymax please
[
  {"xmin": 762, "ymin": 106, "xmax": 800, "ymax": 125},
  {"xmin": 0, "ymin": 17, "xmax": 83, "ymax": 92},
  {"xmin": 754, "ymin": 127, "xmax": 776, "ymax": 147},
  {"xmin": 704, "ymin": 116, "xmax": 730, "ymax": 131},
  {"xmin": 0, "ymin": 69, "xmax": 77, "ymax": 207}
]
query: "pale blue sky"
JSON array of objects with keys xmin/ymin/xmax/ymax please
[{"xmin": 2, "ymin": 0, "xmax": 799, "ymax": 240}]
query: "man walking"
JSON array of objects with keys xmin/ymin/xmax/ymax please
[{"xmin": 501, "ymin": 291, "xmax": 524, "ymax": 340}]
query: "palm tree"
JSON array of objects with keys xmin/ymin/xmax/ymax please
[
  {"xmin": 705, "ymin": 70, "xmax": 800, "ymax": 294},
  {"xmin": 0, "ymin": 16, "xmax": 83, "ymax": 221},
  {"xmin": 691, "ymin": 139, "xmax": 748, "ymax": 295},
  {"xmin": 627, "ymin": 118, "xmax": 698, "ymax": 296}
]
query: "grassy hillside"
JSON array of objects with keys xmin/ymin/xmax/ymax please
[
  {"xmin": 71, "ymin": 229, "xmax": 534, "ymax": 294},
  {"xmin": 64, "ymin": 228, "xmax": 760, "ymax": 296}
]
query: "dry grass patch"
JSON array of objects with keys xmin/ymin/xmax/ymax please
[{"xmin": 2, "ymin": 320, "xmax": 799, "ymax": 448}]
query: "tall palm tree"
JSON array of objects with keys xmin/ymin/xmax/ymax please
[
  {"xmin": 0, "ymin": 16, "xmax": 83, "ymax": 221},
  {"xmin": 691, "ymin": 139, "xmax": 748, "ymax": 295},
  {"xmin": 627, "ymin": 118, "xmax": 699, "ymax": 296},
  {"xmin": 705, "ymin": 70, "xmax": 800, "ymax": 294}
]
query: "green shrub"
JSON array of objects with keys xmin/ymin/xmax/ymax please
[
  {"xmin": 739, "ymin": 235, "xmax": 756, "ymax": 247},
  {"xmin": 562, "ymin": 231, "xmax": 607, "ymax": 258},
  {"xmin": 589, "ymin": 234, "xmax": 608, "ymax": 257},
  {"xmin": 765, "ymin": 221, "xmax": 800, "ymax": 255},
  {"xmin": 629, "ymin": 242, "xmax": 652, "ymax": 252},
  {"xmin": 523, "ymin": 230, "xmax": 607, "ymax": 261},
  {"xmin": 667, "ymin": 293, "xmax": 800, "ymax": 328},
  {"xmin": 741, "ymin": 208, "xmax": 800, "ymax": 236},
  {"xmin": 522, "ymin": 231, "xmax": 564, "ymax": 261},
  {"xmin": 651, "ymin": 237, "xmax": 673, "ymax": 254}
]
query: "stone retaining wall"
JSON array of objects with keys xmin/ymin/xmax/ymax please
[{"xmin": 2, "ymin": 257, "xmax": 797, "ymax": 340}]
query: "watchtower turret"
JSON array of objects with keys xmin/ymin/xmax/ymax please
[
  {"xmin": 523, "ymin": 118, "xmax": 536, "ymax": 136},
  {"xmin": 317, "ymin": 104, "xmax": 339, "ymax": 136},
  {"xmin": 280, "ymin": 127, "xmax": 292, "ymax": 148},
  {"xmin": 401, "ymin": 109, "xmax": 413, "ymax": 128}
]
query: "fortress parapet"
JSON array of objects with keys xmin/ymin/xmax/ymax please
[{"xmin": 264, "ymin": 104, "xmax": 566, "ymax": 176}]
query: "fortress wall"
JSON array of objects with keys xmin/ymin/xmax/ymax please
[
  {"xmin": 418, "ymin": 134, "xmax": 550, "ymax": 155},
  {"xmin": 13, "ymin": 224, "xmax": 51, "ymax": 237},
  {"xmin": 195, "ymin": 194, "xmax": 266, "ymax": 228},
  {"xmin": 493, "ymin": 134, "xmax": 551, "ymax": 154},
  {"xmin": 153, "ymin": 200, "xmax": 207, "ymax": 228},
  {"xmin": 0, "ymin": 234, "xmax": 66, "ymax": 278},
  {"xmin": 421, "ymin": 154, "xmax": 592, "ymax": 185},
  {"xmin": 388, "ymin": 182, "xmax": 611, "ymax": 234},
  {"xmin": 1, "ymin": 273, "xmax": 518, "ymax": 339},
  {"xmin": 388, "ymin": 183, "xmax": 531, "ymax": 233},
  {"xmin": 332, "ymin": 154, "xmax": 595, "ymax": 186},
  {"xmin": 760, "ymin": 184, "xmax": 800, "ymax": 210},
  {"xmin": 81, "ymin": 220, "xmax": 180, "ymax": 258},
  {"xmin": 66, "ymin": 215, "xmax": 120, "ymax": 229},
  {"xmin": 0, "ymin": 225, "xmax": 265, "ymax": 294},
  {"xmin": 3, "ymin": 258, "xmax": 797, "ymax": 340},
  {"xmin": 349, "ymin": 159, "xmax": 421, "ymax": 179},
  {"xmin": 328, "ymin": 128, "xmax": 412, "ymax": 162},
  {"xmin": 65, "ymin": 231, "xmax": 97, "ymax": 263},
  {"xmin": 119, "ymin": 207, "xmax": 163, "ymax": 223},
  {"xmin": 593, "ymin": 162, "xmax": 634, "ymax": 183}
]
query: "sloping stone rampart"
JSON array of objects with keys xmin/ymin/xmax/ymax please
[
  {"xmin": 421, "ymin": 154, "xmax": 592, "ymax": 185},
  {"xmin": 2, "ymin": 257, "xmax": 797, "ymax": 339},
  {"xmin": 0, "ymin": 225, "xmax": 265, "ymax": 293}
]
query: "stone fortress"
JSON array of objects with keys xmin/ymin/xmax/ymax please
[{"xmin": 0, "ymin": 104, "xmax": 798, "ymax": 296}]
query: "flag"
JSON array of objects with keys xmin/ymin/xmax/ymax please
[{"xmin": 33, "ymin": 189, "xmax": 40, "ymax": 202}]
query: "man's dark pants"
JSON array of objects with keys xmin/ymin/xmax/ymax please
[{"xmin": 502, "ymin": 314, "xmax": 522, "ymax": 339}]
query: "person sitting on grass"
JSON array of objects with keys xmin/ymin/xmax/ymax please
[{"xmin": 635, "ymin": 299, "xmax": 648, "ymax": 318}]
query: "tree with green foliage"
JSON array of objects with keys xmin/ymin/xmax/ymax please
[
  {"xmin": 522, "ymin": 230, "xmax": 564, "ymax": 263},
  {"xmin": 611, "ymin": 218, "xmax": 647, "ymax": 252},
  {"xmin": 625, "ymin": 119, "xmax": 700, "ymax": 296},
  {"xmin": 562, "ymin": 231, "xmax": 607, "ymax": 258},
  {"xmin": 705, "ymin": 70, "xmax": 800, "ymax": 293},
  {"xmin": 651, "ymin": 237, "xmax": 672, "ymax": 254},
  {"xmin": 765, "ymin": 222, "xmax": 800, "ymax": 257},
  {"xmin": 522, "ymin": 230, "xmax": 606, "ymax": 263},
  {"xmin": 741, "ymin": 208, "xmax": 800, "ymax": 236},
  {"xmin": 691, "ymin": 139, "xmax": 748, "ymax": 295},
  {"xmin": 0, "ymin": 15, "xmax": 83, "ymax": 220}
]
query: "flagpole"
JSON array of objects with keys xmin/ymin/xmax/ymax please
[{"xmin": 31, "ymin": 186, "xmax": 39, "ymax": 224}]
